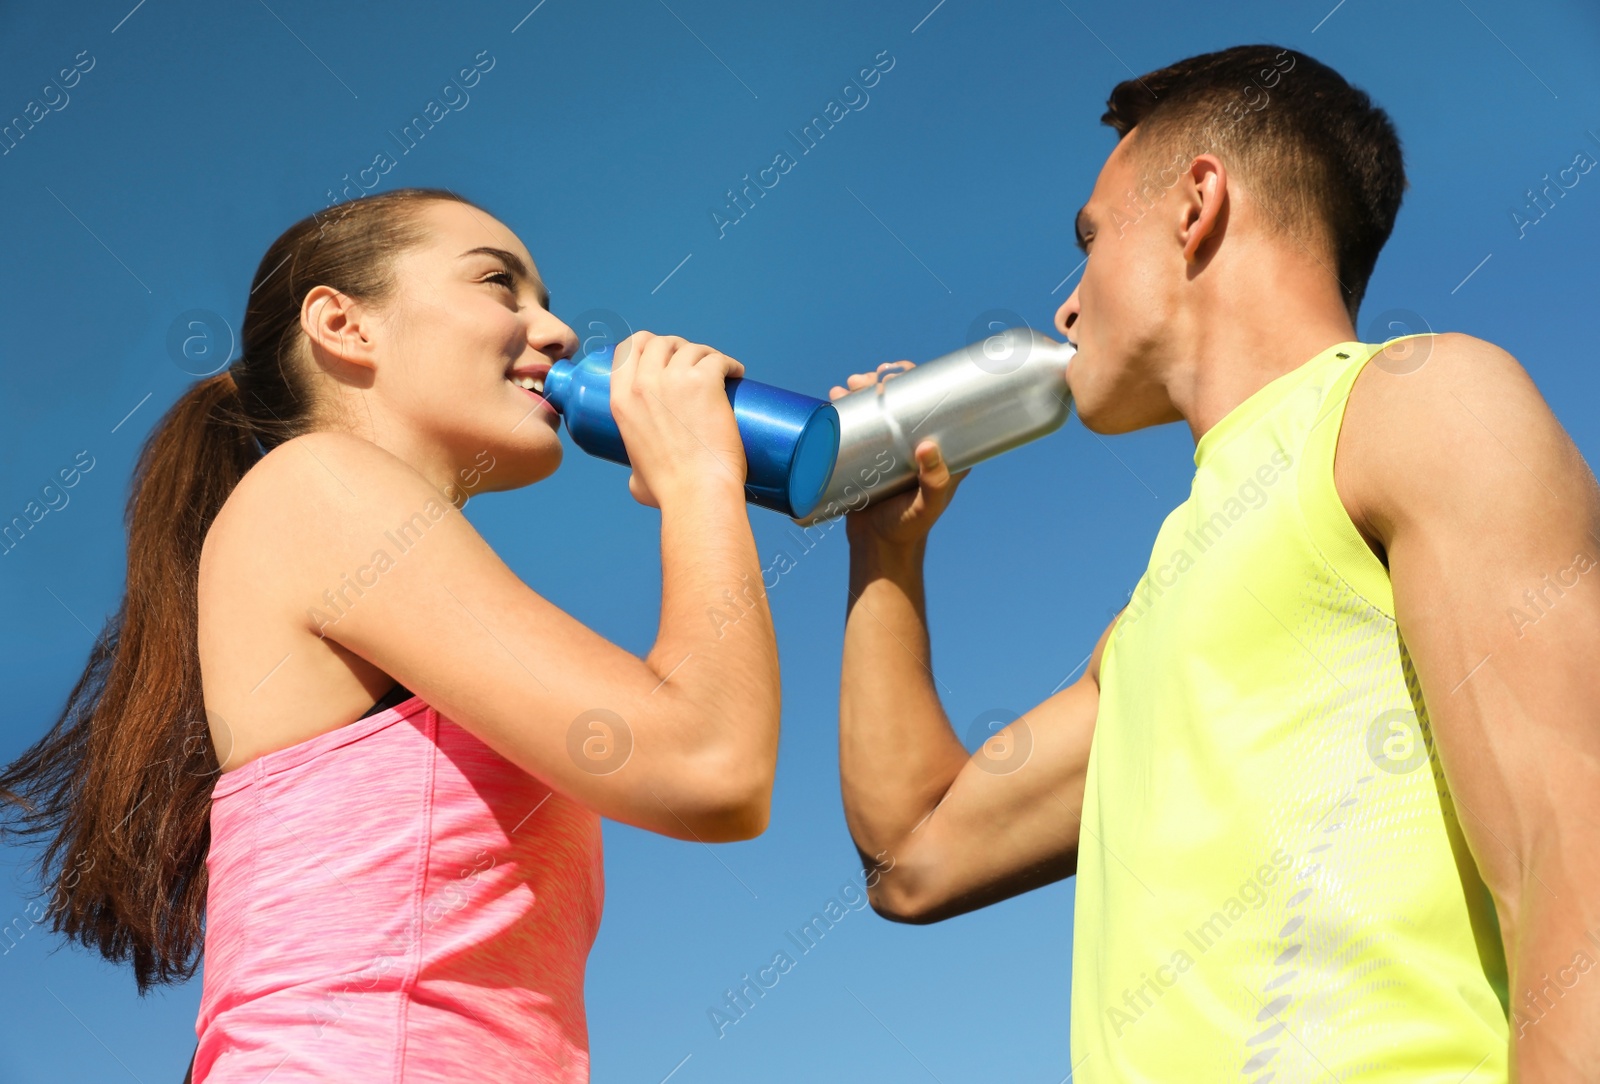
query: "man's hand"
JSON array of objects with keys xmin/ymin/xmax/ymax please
[{"xmin": 828, "ymin": 361, "xmax": 971, "ymax": 548}]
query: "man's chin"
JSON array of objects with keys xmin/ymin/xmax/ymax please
[
  {"xmin": 1075, "ymin": 411, "xmax": 1115, "ymax": 436},
  {"xmin": 1071, "ymin": 397, "xmax": 1153, "ymax": 437},
  {"xmin": 1068, "ymin": 391, "xmax": 1110, "ymax": 434}
]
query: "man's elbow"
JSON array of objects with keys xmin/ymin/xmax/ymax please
[
  {"xmin": 866, "ymin": 859, "xmax": 946, "ymax": 924},
  {"xmin": 869, "ymin": 890, "xmax": 939, "ymax": 925}
]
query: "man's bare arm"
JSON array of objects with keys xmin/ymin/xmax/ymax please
[
  {"xmin": 840, "ymin": 530, "xmax": 1110, "ymax": 922},
  {"xmin": 1342, "ymin": 332, "xmax": 1600, "ymax": 1078},
  {"xmin": 825, "ymin": 356, "xmax": 1109, "ymax": 923}
]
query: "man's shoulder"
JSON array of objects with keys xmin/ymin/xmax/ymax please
[
  {"xmin": 1355, "ymin": 331, "xmax": 1531, "ymax": 402},
  {"xmin": 1338, "ymin": 331, "xmax": 1561, "ymax": 544},
  {"xmin": 1344, "ymin": 331, "xmax": 1547, "ymax": 448}
]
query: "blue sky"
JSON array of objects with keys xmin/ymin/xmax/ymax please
[{"xmin": 2, "ymin": 0, "xmax": 1597, "ymax": 1080}]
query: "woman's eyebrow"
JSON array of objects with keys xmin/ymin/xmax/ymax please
[{"xmin": 460, "ymin": 246, "xmax": 551, "ymax": 308}]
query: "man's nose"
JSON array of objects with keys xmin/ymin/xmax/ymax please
[{"xmin": 1054, "ymin": 288, "xmax": 1080, "ymax": 342}]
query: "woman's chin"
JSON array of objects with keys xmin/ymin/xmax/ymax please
[{"xmin": 511, "ymin": 446, "xmax": 562, "ymax": 488}]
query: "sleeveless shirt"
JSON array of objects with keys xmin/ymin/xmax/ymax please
[
  {"xmin": 193, "ymin": 692, "xmax": 604, "ymax": 1082},
  {"xmin": 1070, "ymin": 337, "xmax": 1510, "ymax": 1080}
]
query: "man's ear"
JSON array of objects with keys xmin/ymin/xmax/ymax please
[
  {"xmin": 300, "ymin": 285, "xmax": 378, "ymax": 373},
  {"xmin": 1179, "ymin": 153, "xmax": 1228, "ymax": 263}
]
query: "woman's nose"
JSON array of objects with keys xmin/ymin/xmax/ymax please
[{"xmin": 531, "ymin": 315, "xmax": 579, "ymax": 360}]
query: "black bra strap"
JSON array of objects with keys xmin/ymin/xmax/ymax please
[{"xmin": 359, "ymin": 681, "xmax": 414, "ymax": 719}]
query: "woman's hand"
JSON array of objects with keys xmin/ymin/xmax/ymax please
[
  {"xmin": 608, "ymin": 331, "xmax": 747, "ymax": 508},
  {"xmin": 828, "ymin": 361, "xmax": 971, "ymax": 550}
]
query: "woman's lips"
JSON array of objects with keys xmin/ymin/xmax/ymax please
[{"xmin": 511, "ymin": 380, "xmax": 558, "ymax": 417}]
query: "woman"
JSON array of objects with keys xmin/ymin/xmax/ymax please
[{"xmin": 0, "ymin": 187, "xmax": 782, "ymax": 1082}]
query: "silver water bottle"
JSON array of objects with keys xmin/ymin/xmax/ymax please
[{"xmin": 793, "ymin": 327, "xmax": 1075, "ymax": 525}]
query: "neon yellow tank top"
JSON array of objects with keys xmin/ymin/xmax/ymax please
[{"xmin": 1071, "ymin": 338, "xmax": 1510, "ymax": 1080}]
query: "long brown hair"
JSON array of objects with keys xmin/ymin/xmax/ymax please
[{"xmin": 0, "ymin": 186, "xmax": 478, "ymax": 991}]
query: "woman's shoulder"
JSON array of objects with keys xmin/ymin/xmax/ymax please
[
  {"xmin": 202, "ymin": 432, "xmax": 436, "ymax": 584},
  {"xmin": 214, "ymin": 433, "xmax": 427, "ymax": 529},
  {"xmin": 258, "ymin": 430, "xmax": 423, "ymax": 491}
]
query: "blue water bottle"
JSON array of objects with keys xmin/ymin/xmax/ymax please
[{"xmin": 540, "ymin": 345, "xmax": 841, "ymax": 519}]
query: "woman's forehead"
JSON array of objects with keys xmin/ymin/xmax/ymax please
[{"xmin": 419, "ymin": 201, "xmax": 534, "ymax": 267}]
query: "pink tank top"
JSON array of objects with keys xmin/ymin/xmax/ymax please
[{"xmin": 193, "ymin": 694, "xmax": 604, "ymax": 1083}]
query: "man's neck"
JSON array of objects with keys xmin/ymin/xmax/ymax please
[{"xmin": 1166, "ymin": 279, "xmax": 1357, "ymax": 448}]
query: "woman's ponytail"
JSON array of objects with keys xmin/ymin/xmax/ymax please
[
  {"xmin": 0, "ymin": 368, "xmax": 261, "ymax": 989},
  {"xmin": 0, "ymin": 187, "xmax": 479, "ymax": 991}
]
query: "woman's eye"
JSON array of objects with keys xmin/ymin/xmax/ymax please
[{"xmin": 484, "ymin": 270, "xmax": 516, "ymax": 290}]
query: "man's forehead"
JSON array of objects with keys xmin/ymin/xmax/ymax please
[
  {"xmin": 1072, "ymin": 136, "xmax": 1146, "ymax": 250},
  {"xmin": 1100, "ymin": 134, "xmax": 1141, "ymax": 186},
  {"xmin": 1076, "ymin": 138, "xmax": 1127, "ymax": 214}
]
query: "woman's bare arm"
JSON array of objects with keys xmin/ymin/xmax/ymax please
[{"xmin": 262, "ymin": 342, "xmax": 779, "ymax": 842}]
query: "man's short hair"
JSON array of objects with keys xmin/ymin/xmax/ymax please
[{"xmin": 1102, "ymin": 44, "xmax": 1406, "ymax": 320}]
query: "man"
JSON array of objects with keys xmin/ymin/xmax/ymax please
[{"xmin": 831, "ymin": 43, "xmax": 1600, "ymax": 1080}]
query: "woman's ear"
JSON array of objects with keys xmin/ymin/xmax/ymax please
[
  {"xmin": 300, "ymin": 285, "xmax": 378, "ymax": 373},
  {"xmin": 1179, "ymin": 153, "xmax": 1228, "ymax": 263}
]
